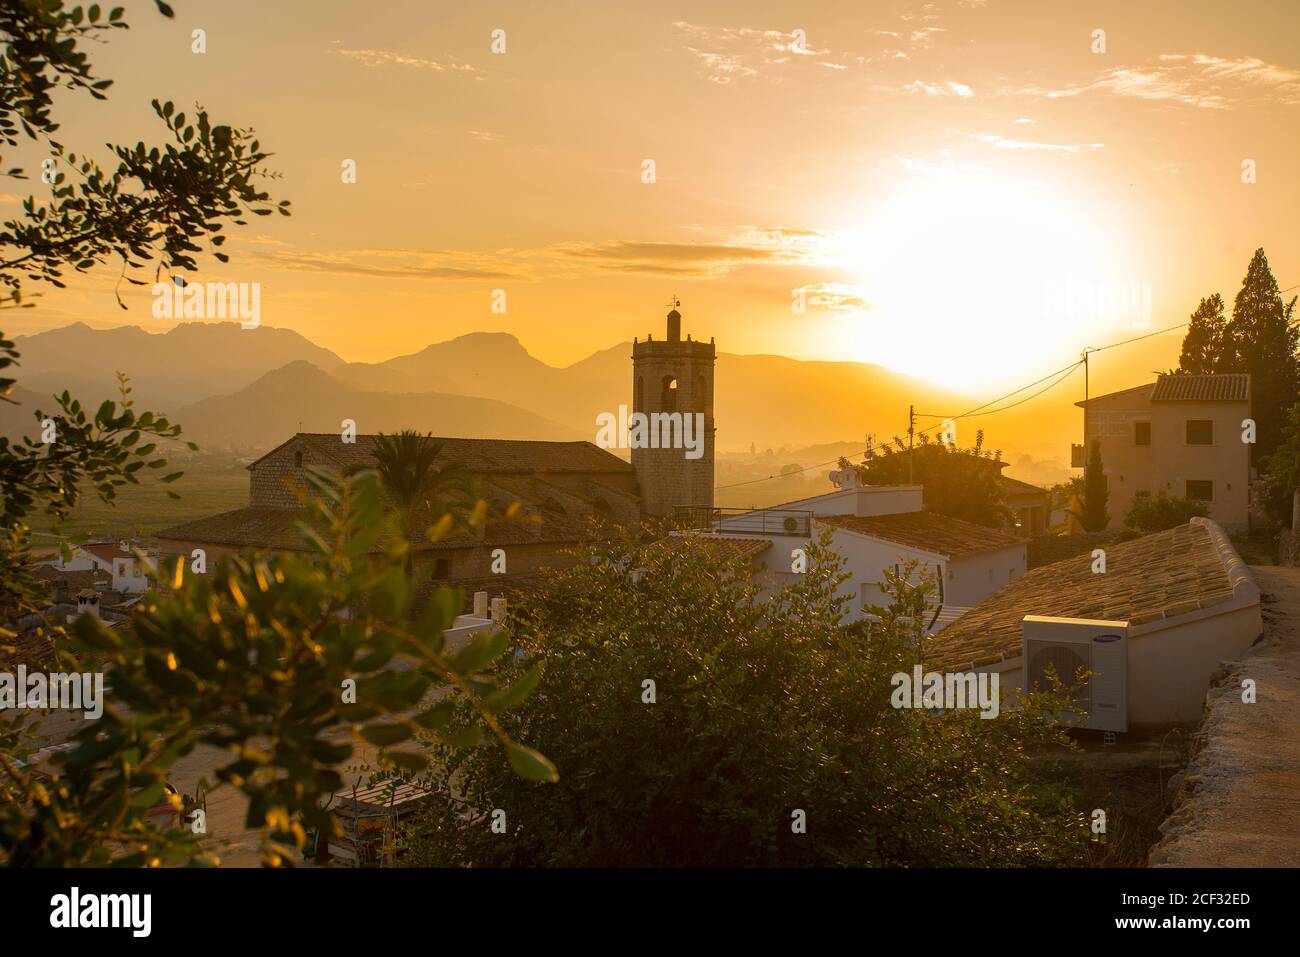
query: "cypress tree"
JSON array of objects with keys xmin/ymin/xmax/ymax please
[
  {"xmin": 1227, "ymin": 248, "xmax": 1299, "ymax": 462},
  {"xmin": 1178, "ymin": 294, "xmax": 1228, "ymax": 373},
  {"xmin": 1078, "ymin": 440, "xmax": 1110, "ymax": 532}
]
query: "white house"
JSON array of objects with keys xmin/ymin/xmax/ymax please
[
  {"xmin": 928, "ymin": 517, "xmax": 1262, "ymax": 728},
  {"xmin": 1073, "ymin": 372, "xmax": 1251, "ymax": 531},
  {"xmin": 682, "ymin": 470, "xmax": 1026, "ymax": 628},
  {"xmin": 46, "ymin": 541, "xmax": 152, "ymax": 595}
]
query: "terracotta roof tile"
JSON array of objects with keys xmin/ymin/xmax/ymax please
[
  {"xmin": 251, "ymin": 433, "xmax": 633, "ymax": 475},
  {"xmin": 927, "ymin": 521, "xmax": 1239, "ymax": 669},
  {"xmin": 819, "ymin": 511, "xmax": 1022, "ymax": 559},
  {"xmin": 653, "ymin": 534, "xmax": 773, "ymax": 562},
  {"xmin": 1151, "ymin": 373, "xmax": 1250, "ymax": 403},
  {"xmin": 999, "ymin": 475, "xmax": 1048, "ymax": 499}
]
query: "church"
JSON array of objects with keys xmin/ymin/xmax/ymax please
[{"xmin": 155, "ymin": 304, "xmax": 716, "ymax": 600}]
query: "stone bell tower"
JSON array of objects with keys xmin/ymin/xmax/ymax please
[{"xmin": 631, "ymin": 299, "xmax": 716, "ymax": 516}]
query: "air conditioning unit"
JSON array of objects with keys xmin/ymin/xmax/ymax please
[{"xmin": 1022, "ymin": 616, "xmax": 1128, "ymax": 732}]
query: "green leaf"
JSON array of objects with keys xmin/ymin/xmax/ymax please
[
  {"xmin": 385, "ymin": 750, "xmax": 429, "ymax": 773},
  {"xmin": 482, "ymin": 663, "xmax": 543, "ymax": 715},
  {"xmin": 449, "ymin": 629, "xmax": 508, "ymax": 677},
  {"xmin": 360, "ymin": 722, "xmax": 413, "ymax": 747},
  {"xmin": 506, "ymin": 741, "xmax": 558, "ymax": 783},
  {"xmin": 413, "ymin": 700, "xmax": 455, "ymax": 729},
  {"xmin": 438, "ymin": 725, "xmax": 484, "ymax": 749}
]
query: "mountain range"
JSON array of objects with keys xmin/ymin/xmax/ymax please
[{"xmin": 3, "ymin": 321, "xmax": 1076, "ymax": 463}]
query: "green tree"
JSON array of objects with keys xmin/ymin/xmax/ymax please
[
  {"xmin": 1074, "ymin": 440, "xmax": 1109, "ymax": 532},
  {"xmin": 853, "ymin": 430, "xmax": 1012, "ymax": 527},
  {"xmin": 359, "ymin": 431, "xmax": 473, "ymax": 572},
  {"xmin": 1123, "ymin": 493, "xmax": 1209, "ymax": 533},
  {"xmin": 1261, "ymin": 404, "xmax": 1300, "ymax": 525},
  {"xmin": 1, "ymin": 4, "xmax": 549, "ymax": 866},
  {"xmin": 1, "ymin": 1, "xmax": 288, "ymax": 310},
  {"xmin": 2, "ymin": 466, "xmax": 552, "ymax": 867},
  {"xmin": 1177, "ymin": 294, "xmax": 1229, "ymax": 374},
  {"xmin": 1175, "ymin": 251, "xmax": 1298, "ymax": 463},
  {"xmin": 1227, "ymin": 249, "xmax": 1299, "ymax": 462},
  {"xmin": 397, "ymin": 528, "xmax": 1091, "ymax": 867}
]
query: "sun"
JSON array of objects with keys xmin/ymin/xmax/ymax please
[{"xmin": 826, "ymin": 171, "xmax": 1131, "ymax": 395}]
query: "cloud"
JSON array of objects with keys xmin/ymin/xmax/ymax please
[
  {"xmin": 673, "ymin": 21, "xmax": 841, "ymax": 84},
  {"xmin": 242, "ymin": 227, "xmax": 837, "ymax": 283},
  {"xmin": 327, "ymin": 47, "xmax": 479, "ymax": 76},
  {"xmin": 794, "ymin": 282, "xmax": 871, "ymax": 313},
  {"xmin": 540, "ymin": 228, "xmax": 833, "ymax": 277},
  {"xmin": 904, "ymin": 80, "xmax": 974, "ymax": 97},
  {"xmin": 884, "ymin": 151, "xmax": 985, "ymax": 175},
  {"xmin": 971, "ymin": 134, "xmax": 1103, "ymax": 153},
  {"xmin": 1012, "ymin": 53, "xmax": 1300, "ymax": 109},
  {"xmin": 250, "ymin": 248, "xmax": 521, "ymax": 281}
]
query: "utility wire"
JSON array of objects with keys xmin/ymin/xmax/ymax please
[
  {"xmin": 713, "ymin": 361, "xmax": 1083, "ymax": 492},
  {"xmin": 714, "ymin": 283, "xmax": 1295, "ymax": 492}
]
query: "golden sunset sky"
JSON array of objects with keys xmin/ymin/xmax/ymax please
[{"xmin": 5, "ymin": 0, "xmax": 1298, "ymax": 398}]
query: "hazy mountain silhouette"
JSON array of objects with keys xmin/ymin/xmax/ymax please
[
  {"xmin": 10, "ymin": 321, "xmax": 345, "ymax": 407},
  {"xmin": 334, "ymin": 331, "xmax": 608, "ymax": 428},
  {"xmin": 337, "ymin": 332, "xmax": 979, "ymax": 453},
  {"xmin": 5, "ymin": 321, "xmax": 1086, "ymax": 459},
  {"xmin": 170, "ymin": 361, "xmax": 582, "ymax": 449}
]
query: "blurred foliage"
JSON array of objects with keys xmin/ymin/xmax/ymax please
[
  {"xmin": 1122, "ymin": 493, "xmax": 1210, "ymax": 534},
  {"xmin": 398, "ymin": 527, "xmax": 1092, "ymax": 867},
  {"xmin": 1, "ymin": 0, "xmax": 288, "ymax": 311},
  {"xmin": 851, "ymin": 430, "xmax": 1012, "ymax": 528},
  {"xmin": 1176, "ymin": 249, "xmax": 1298, "ymax": 464},
  {"xmin": 2, "ymin": 461, "xmax": 551, "ymax": 867}
]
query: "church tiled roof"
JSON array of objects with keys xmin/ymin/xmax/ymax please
[{"xmin": 250, "ymin": 433, "xmax": 634, "ymax": 475}]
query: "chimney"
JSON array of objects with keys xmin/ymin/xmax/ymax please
[{"xmin": 76, "ymin": 590, "xmax": 101, "ymax": 620}]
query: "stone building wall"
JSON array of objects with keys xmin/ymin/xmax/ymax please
[{"xmin": 631, "ymin": 336, "xmax": 716, "ymax": 515}]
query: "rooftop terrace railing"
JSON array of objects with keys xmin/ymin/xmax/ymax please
[{"xmin": 672, "ymin": 506, "xmax": 813, "ymax": 537}]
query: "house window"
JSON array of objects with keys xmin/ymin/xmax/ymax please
[
  {"xmin": 1134, "ymin": 422, "xmax": 1151, "ymax": 446},
  {"xmin": 432, "ymin": 558, "xmax": 452, "ymax": 579},
  {"xmin": 294, "ymin": 450, "xmax": 303, "ymax": 467},
  {"xmin": 1186, "ymin": 480, "xmax": 1214, "ymax": 502},
  {"xmin": 1186, "ymin": 420, "xmax": 1213, "ymax": 445}
]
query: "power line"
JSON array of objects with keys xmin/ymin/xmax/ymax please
[
  {"xmin": 1087, "ymin": 320, "xmax": 1188, "ymax": 354},
  {"xmin": 714, "ymin": 282, "xmax": 1294, "ymax": 492},
  {"xmin": 914, "ymin": 357, "xmax": 1084, "ymax": 421},
  {"xmin": 943, "ymin": 362, "xmax": 1084, "ymax": 418},
  {"xmin": 712, "ymin": 360, "xmax": 1083, "ymax": 492}
]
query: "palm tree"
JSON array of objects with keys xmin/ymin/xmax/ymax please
[{"xmin": 364, "ymin": 431, "xmax": 473, "ymax": 571}]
